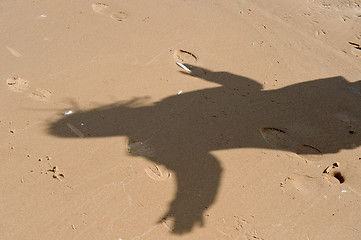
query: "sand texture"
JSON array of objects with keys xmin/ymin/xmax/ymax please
[{"xmin": 1, "ymin": 0, "xmax": 361, "ymax": 239}]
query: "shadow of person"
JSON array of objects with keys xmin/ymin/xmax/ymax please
[{"xmin": 48, "ymin": 66, "xmax": 361, "ymax": 234}]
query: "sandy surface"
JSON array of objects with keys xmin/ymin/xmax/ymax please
[{"xmin": 1, "ymin": 0, "xmax": 361, "ymax": 239}]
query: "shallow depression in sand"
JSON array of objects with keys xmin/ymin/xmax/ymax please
[{"xmin": 6, "ymin": 76, "xmax": 29, "ymax": 92}]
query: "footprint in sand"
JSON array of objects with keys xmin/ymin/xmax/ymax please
[
  {"xmin": 296, "ymin": 144, "xmax": 322, "ymax": 155},
  {"xmin": 110, "ymin": 11, "xmax": 127, "ymax": 21},
  {"xmin": 323, "ymin": 162, "xmax": 345, "ymax": 184},
  {"xmin": 280, "ymin": 174, "xmax": 322, "ymax": 195},
  {"xmin": 173, "ymin": 49, "xmax": 198, "ymax": 65},
  {"xmin": 260, "ymin": 127, "xmax": 295, "ymax": 150},
  {"xmin": 126, "ymin": 139, "xmax": 155, "ymax": 157},
  {"xmin": 29, "ymin": 89, "xmax": 52, "ymax": 101},
  {"xmin": 92, "ymin": 3, "xmax": 127, "ymax": 21},
  {"xmin": 6, "ymin": 76, "xmax": 54, "ymax": 102},
  {"xmin": 91, "ymin": 2, "xmax": 109, "ymax": 13},
  {"xmin": 260, "ymin": 127, "xmax": 322, "ymax": 156},
  {"xmin": 6, "ymin": 76, "xmax": 29, "ymax": 93},
  {"xmin": 144, "ymin": 164, "xmax": 171, "ymax": 181}
]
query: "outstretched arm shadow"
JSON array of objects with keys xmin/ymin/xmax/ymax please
[{"xmin": 180, "ymin": 65, "xmax": 263, "ymax": 90}]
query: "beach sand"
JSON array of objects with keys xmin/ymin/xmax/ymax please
[{"xmin": 1, "ymin": 0, "xmax": 361, "ymax": 239}]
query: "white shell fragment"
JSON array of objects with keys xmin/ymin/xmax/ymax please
[
  {"xmin": 40, "ymin": 14, "xmax": 47, "ymax": 18},
  {"xmin": 176, "ymin": 62, "xmax": 191, "ymax": 72},
  {"xmin": 177, "ymin": 90, "xmax": 183, "ymax": 95},
  {"xmin": 64, "ymin": 110, "xmax": 73, "ymax": 115}
]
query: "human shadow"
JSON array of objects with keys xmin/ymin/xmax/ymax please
[{"xmin": 48, "ymin": 66, "xmax": 361, "ymax": 234}]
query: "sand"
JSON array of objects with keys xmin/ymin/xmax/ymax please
[{"xmin": 1, "ymin": 0, "xmax": 361, "ymax": 239}]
